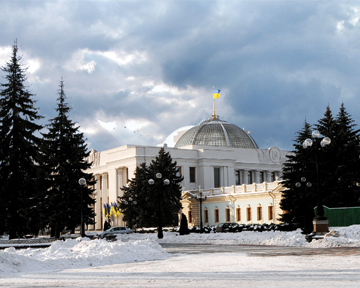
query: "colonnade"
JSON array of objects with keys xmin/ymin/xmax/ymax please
[
  {"xmin": 91, "ymin": 167, "xmax": 129, "ymax": 230},
  {"xmin": 235, "ymin": 169, "xmax": 280, "ymax": 185}
]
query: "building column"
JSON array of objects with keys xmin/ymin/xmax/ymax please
[
  {"xmin": 94, "ymin": 174, "xmax": 102, "ymax": 230},
  {"xmin": 265, "ymin": 171, "xmax": 271, "ymax": 182},
  {"xmin": 240, "ymin": 170, "xmax": 245, "ymax": 185},
  {"xmin": 116, "ymin": 167, "xmax": 129, "ymax": 198},
  {"xmin": 244, "ymin": 170, "xmax": 250, "ymax": 184},
  {"xmin": 255, "ymin": 171, "xmax": 261, "ymax": 183},
  {"xmin": 101, "ymin": 173, "xmax": 108, "ymax": 204},
  {"xmin": 114, "ymin": 167, "xmax": 128, "ymax": 227}
]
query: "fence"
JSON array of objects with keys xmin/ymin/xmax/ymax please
[{"xmin": 315, "ymin": 205, "xmax": 360, "ymax": 227}]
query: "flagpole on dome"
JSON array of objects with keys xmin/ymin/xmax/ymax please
[{"xmin": 212, "ymin": 87, "xmax": 220, "ymax": 119}]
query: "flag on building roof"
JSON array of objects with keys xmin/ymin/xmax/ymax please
[{"xmin": 213, "ymin": 89, "xmax": 220, "ymax": 99}]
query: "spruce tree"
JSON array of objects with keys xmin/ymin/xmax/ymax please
[
  {"xmin": 119, "ymin": 148, "xmax": 183, "ymax": 231},
  {"xmin": 0, "ymin": 41, "xmax": 44, "ymax": 239},
  {"xmin": 119, "ymin": 163, "xmax": 146, "ymax": 228},
  {"xmin": 280, "ymin": 120, "xmax": 317, "ymax": 233},
  {"xmin": 41, "ymin": 79, "xmax": 95, "ymax": 239},
  {"xmin": 281, "ymin": 104, "xmax": 360, "ymax": 232},
  {"xmin": 314, "ymin": 106, "xmax": 338, "ymax": 211},
  {"xmin": 329, "ymin": 103, "xmax": 360, "ymax": 207},
  {"xmin": 147, "ymin": 148, "xmax": 184, "ymax": 237}
]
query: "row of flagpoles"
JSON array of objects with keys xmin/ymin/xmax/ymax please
[{"xmin": 103, "ymin": 202, "xmax": 121, "ymax": 218}]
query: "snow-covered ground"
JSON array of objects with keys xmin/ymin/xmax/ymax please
[{"xmin": 1, "ymin": 226, "xmax": 360, "ymax": 287}]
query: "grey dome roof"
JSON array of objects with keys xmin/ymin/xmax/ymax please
[{"xmin": 174, "ymin": 117, "xmax": 259, "ymax": 149}]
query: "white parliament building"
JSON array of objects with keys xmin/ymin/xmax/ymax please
[{"xmin": 85, "ymin": 114, "xmax": 289, "ymax": 231}]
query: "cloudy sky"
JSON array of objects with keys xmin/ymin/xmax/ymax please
[{"xmin": 1, "ymin": 0, "xmax": 360, "ymax": 152}]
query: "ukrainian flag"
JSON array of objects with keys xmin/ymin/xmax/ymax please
[
  {"xmin": 103, "ymin": 204, "xmax": 109, "ymax": 217},
  {"xmin": 113, "ymin": 202, "xmax": 121, "ymax": 217},
  {"xmin": 110, "ymin": 205, "xmax": 115, "ymax": 216},
  {"xmin": 213, "ymin": 89, "xmax": 221, "ymax": 99}
]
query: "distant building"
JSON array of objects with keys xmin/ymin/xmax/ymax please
[{"xmin": 85, "ymin": 115, "xmax": 289, "ymax": 230}]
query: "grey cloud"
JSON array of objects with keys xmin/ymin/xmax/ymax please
[{"xmin": 1, "ymin": 1, "xmax": 360, "ymax": 152}]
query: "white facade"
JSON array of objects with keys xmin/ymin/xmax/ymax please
[
  {"xmin": 181, "ymin": 181, "xmax": 284, "ymax": 227},
  {"xmin": 85, "ymin": 144, "xmax": 288, "ymax": 230}
]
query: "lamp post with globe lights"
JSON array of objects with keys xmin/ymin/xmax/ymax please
[
  {"xmin": 78, "ymin": 178, "xmax": 87, "ymax": 237},
  {"xmin": 302, "ymin": 130, "xmax": 331, "ymax": 234},
  {"xmin": 194, "ymin": 186, "xmax": 207, "ymax": 233},
  {"xmin": 295, "ymin": 177, "xmax": 312, "ymax": 189},
  {"xmin": 119, "ymin": 197, "xmax": 137, "ymax": 229},
  {"xmin": 148, "ymin": 173, "xmax": 170, "ymax": 239}
]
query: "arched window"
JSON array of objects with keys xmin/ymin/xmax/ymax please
[
  {"xmin": 225, "ymin": 206, "xmax": 231, "ymax": 222},
  {"xmin": 188, "ymin": 209, "xmax": 193, "ymax": 223},
  {"xmin": 204, "ymin": 208, "xmax": 209, "ymax": 223},
  {"xmin": 246, "ymin": 206, "xmax": 251, "ymax": 222},
  {"xmin": 236, "ymin": 206, "xmax": 241, "ymax": 222},
  {"xmin": 214, "ymin": 207, "xmax": 219, "ymax": 223},
  {"xmin": 257, "ymin": 205, "xmax": 262, "ymax": 221},
  {"xmin": 268, "ymin": 205, "xmax": 274, "ymax": 221}
]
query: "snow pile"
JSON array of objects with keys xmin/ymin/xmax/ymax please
[
  {"xmin": 306, "ymin": 225, "xmax": 360, "ymax": 248},
  {"xmin": 0, "ymin": 238, "xmax": 168, "ymax": 275},
  {"xmin": 1, "ymin": 225, "xmax": 360, "ymax": 275},
  {"xmin": 122, "ymin": 225, "xmax": 360, "ymax": 247}
]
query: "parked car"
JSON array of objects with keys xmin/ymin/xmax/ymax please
[
  {"xmin": 215, "ymin": 223, "xmax": 240, "ymax": 233},
  {"xmin": 98, "ymin": 227, "xmax": 133, "ymax": 239}
]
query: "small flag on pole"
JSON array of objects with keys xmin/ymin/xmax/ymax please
[{"xmin": 213, "ymin": 89, "xmax": 221, "ymax": 99}]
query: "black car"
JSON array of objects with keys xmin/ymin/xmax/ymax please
[
  {"xmin": 98, "ymin": 226, "xmax": 133, "ymax": 239},
  {"xmin": 215, "ymin": 223, "xmax": 240, "ymax": 232}
]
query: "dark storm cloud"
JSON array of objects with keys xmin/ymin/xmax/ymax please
[{"xmin": 1, "ymin": 0, "xmax": 360, "ymax": 151}]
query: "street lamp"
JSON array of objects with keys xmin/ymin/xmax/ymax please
[
  {"xmin": 194, "ymin": 186, "xmax": 207, "ymax": 233},
  {"xmin": 303, "ymin": 130, "xmax": 331, "ymax": 234},
  {"xmin": 78, "ymin": 178, "xmax": 86, "ymax": 237},
  {"xmin": 295, "ymin": 177, "xmax": 312, "ymax": 231},
  {"xmin": 120, "ymin": 197, "xmax": 137, "ymax": 228},
  {"xmin": 148, "ymin": 172, "xmax": 170, "ymax": 239},
  {"xmin": 295, "ymin": 177, "xmax": 312, "ymax": 188}
]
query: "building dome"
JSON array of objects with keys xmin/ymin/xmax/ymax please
[{"xmin": 174, "ymin": 116, "xmax": 259, "ymax": 149}]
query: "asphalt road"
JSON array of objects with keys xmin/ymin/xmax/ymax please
[
  {"xmin": 2, "ymin": 243, "xmax": 360, "ymax": 287},
  {"xmin": 160, "ymin": 242, "xmax": 360, "ymax": 257}
]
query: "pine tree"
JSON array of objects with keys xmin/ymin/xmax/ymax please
[
  {"xmin": 0, "ymin": 41, "xmax": 44, "ymax": 239},
  {"xmin": 41, "ymin": 79, "xmax": 95, "ymax": 239}
]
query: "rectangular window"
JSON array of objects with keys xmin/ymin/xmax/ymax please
[
  {"xmin": 248, "ymin": 172, "xmax": 253, "ymax": 184},
  {"xmin": 236, "ymin": 207, "xmax": 241, "ymax": 221},
  {"xmin": 100, "ymin": 176, "xmax": 103, "ymax": 190},
  {"xmin": 176, "ymin": 166, "xmax": 182, "ymax": 177},
  {"xmin": 271, "ymin": 172, "xmax": 276, "ymax": 182},
  {"xmin": 214, "ymin": 209, "xmax": 219, "ymax": 223},
  {"xmin": 235, "ymin": 170, "xmax": 241, "ymax": 185},
  {"xmin": 188, "ymin": 210, "xmax": 192, "ymax": 223},
  {"xmin": 225, "ymin": 208, "xmax": 230, "ymax": 222},
  {"xmin": 247, "ymin": 207, "xmax": 251, "ymax": 221},
  {"xmin": 204, "ymin": 209, "xmax": 209, "ymax": 223},
  {"xmin": 259, "ymin": 171, "xmax": 264, "ymax": 183},
  {"xmin": 107, "ymin": 174, "xmax": 109, "ymax": 189},
  {"xmin": 214, "ymin": 167, "xmax": 221, "ymax": 188},
  {"xmin": 190, "ymin": 167, "xmax": 196, "ymax": 183},
  {"xmin": 257, "ymin": 207, "xmax": 262, "ymax": 221},
  {"xmin": 268, "ymin": 206, "xmax": 273, "ymax": 220}
]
